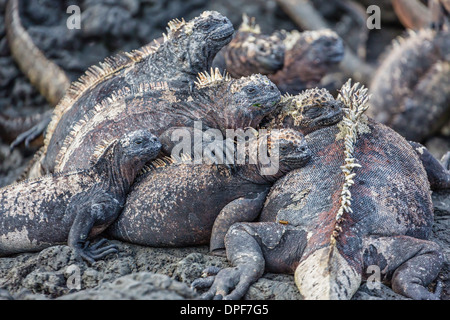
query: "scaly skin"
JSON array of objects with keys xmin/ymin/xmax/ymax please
[
  {"xmin": 268, "ymin": 29, "xmax": 345, "ymax": 94},
  {"xmin": 194, "ymin": 81, "xmax": 444, "ymax": 300},
  {"xmin": 212, "ymin": 14, "xmax": 285, "ymax": 77},
  {"xmin": 107, "ymin": 128, "xmax": 311, "ymax": 253},
  {"xmin": 0, "ymin": 130, "xmax": 161, "ymax": 263}
]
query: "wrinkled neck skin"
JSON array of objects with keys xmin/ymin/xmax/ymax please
[{"xmin": 92, "ymin": 146, "xmax": 140, "ymax": 203}]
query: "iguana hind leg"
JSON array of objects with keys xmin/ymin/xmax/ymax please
[
  {"xmin": 193, "ymin": 222, "xmax": 307, "ymax": 300},
  {"xmin": 209, "ymin": 191, "xmax": 268, "ymax": 254},
  {"xmin": 363, "ymin": 235, "xmax": 444, "ymax": 300}
]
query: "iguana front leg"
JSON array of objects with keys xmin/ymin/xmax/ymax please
[
  {"xmin": 209, "ymin": 191, "xmax": 268, "ymax": 254},
  {"xmin": 409, "ymin": 141, "xmax": 450, "ymax": 190},
  {"xmin": 66, "ymin": 190, "xmax": 121, "ymax": 264},
  {"xmin": 363, "ymin": 235, "xmax": 444, "ymax": 300},
  {"xmin": 193, "ymin": 222, "xmax": 307, "ymax": 300}
]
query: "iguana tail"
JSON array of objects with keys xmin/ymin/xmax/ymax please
[{"xmin": 6, "ymin": 0, "xmax": 70, "ymax": 106}]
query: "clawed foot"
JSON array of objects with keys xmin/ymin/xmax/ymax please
[
  {"xmin": 75, "ymin": 238, "xmax": 118, "ymax": 264},
  {"xmin": 191, "ymin": 265, "xmax": 256, "ymax": 300},
  {"xmin": 10, "ymin": 115, "xmax": 51, "ymax": 150},
  {"xmin": 427, "ymin": 280, "xmax": 443, "ymax": 300}
]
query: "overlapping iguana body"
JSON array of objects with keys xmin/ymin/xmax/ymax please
[
  {"xmin": 43, "ymin": 69, "xmax": 281, "ymax": 174},
  {"xmin": 107, "ymin": 128, "xmax": 310, "ymax": 253},
  {"xmin": 193, "ymin": 81, "xmax": 444, "ymax": 300},
  {"xmin": 0, "ymin": 130, "xmax": 161, "ymax": 263},
  {"xmin": 12, "ymin": 10, "xmax": 234, "ymax": 155},
  {"xmin": 368, "ymin": 5, "xmax": 450, "ymax": 142},
  {"xmin": 212, "ymin": 14, "xmax": 285, "ymax": 78},
  {"xmin": 268, "ymin": 29, "xmax": 344, "ymax": 95}
]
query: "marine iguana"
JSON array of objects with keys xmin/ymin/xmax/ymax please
[
  {"xmin": 37, "ymin": 69, "xmax": 281, "ymax": 175},
  {"xmin": 193, "ymin": 80, "xmax": 445, "ymax": 300},
  {"xmin": 0, "ymin": 129, "xmax": 161, "ymax": 263},
  {"xmin": 212, "ymin": 14, "xmax": 345, "ymax": 95},
  {"xmin": 368, "ymin": 3, "xmax": 450, "ymax": 142},
  {"xmin": 212, "ymin": 14, "xmax": 285, "ymax": 78},
  {"xmin": 268, "ymin": 28, "xmax": 345, "ymax": 95},
  {"xmin": 107, "ymin": 128, "xmax": 311, "ymax": 253},
  {"xmin": 7, "ymin": 8, "xmax": 234, "ymax": 150}
]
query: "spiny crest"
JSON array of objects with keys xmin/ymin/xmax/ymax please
[
  {"xmin": 239, "ymin": 13, "xmax": 261, "ymax": 34},
  {"xmin": 55, "ymin": 81, "xmax": 171, "ymax": 170},
  {"xmin": 162, "ymin": 17, "xmax": 188, "ymax": 42},
  {"xmin": 90, "ymin": 137, "xmax": 119, "ymax": 165},
  {"xmin": 195, "ymin": 68, "xmax": 232, "ymax": 89},
  {"xmin": 332, "ymin": 79, "xmax": 371, "ymax": 244},
  {"xmin": 44, "ymin": 42, "xmax": 159, "ymax": 148},
  {"xmin": 139, "ymin": 154, "xmax": 192, "ymax": 175}
]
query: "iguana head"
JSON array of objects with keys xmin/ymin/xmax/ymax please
[
  {"xmin": 164, "ymin": 11, "xmax": 234, "ymax": 76},
  {"xmin": 267, "ymin": 128, "xmax": 311, "ymax": 174},
  {"xmin": 269, "ymin": 29, "xmax": 344, "ymax": 92},
  {"xmin": 263, "ymin": 88, "xmax": 344, "ymax": 135},
  {"xmin": 236, "ymin": 128, "xmax": 311, "ymax": 182},
  {"xmin": 92, "ymin": 130, "xmax": 162, "ymax": 178},
  {"xmin": 195, "ymin": 69, "xmax": 281, "ymax": 131},
  {"xmin": 224, "ymin": 15, "xmax": 285, "ymax": 77},
  {"xmin": 118, "ymin": 130, "xmax": 162, "ymax": 162}
]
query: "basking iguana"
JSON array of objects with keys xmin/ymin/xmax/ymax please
[
  {"xmin": 193, "ymin": 80, "xmax": 445, "ymax": 300},
  {"xmin": 212, "ymin": 14, "xmax": 285, "ymax": 78},
  {"xmin": 268, "ymin": 29, "xmax": 345, "ymax": 95},
  {"xmin": 6, "ymin": 5, "xmax": 234, "ymax": 151},
  {"xmin": 39, "ymin": 69, "xmax": 281, "ymax": 175},
  {"xmin": 107, "ymin": 128, "xmax": 311, "ymax": 254},
  {"xmin": 368, "ymin": 2, "xmax": 450, "ymax": 142},
  {"xmin": 212, "ymin": 14, "xmax": 345, "ymax": 95},
  {"xmin": 0, "ymin": 129, "xmax": 161, "ymax": 263}
]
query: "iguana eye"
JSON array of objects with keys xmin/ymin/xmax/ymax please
[
  {"xmin": 134, "ymin": 139, "xmax": 143, "ymax": 145},
  {"xmin": 245, "ymin": 86, "xmax": 257, "ymax": 94},
  {"xmin": 201, "ymin": 22, "xmax": 211, "ymax": 29}
]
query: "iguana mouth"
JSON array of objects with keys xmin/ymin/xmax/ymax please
[
  {"xmin": 255, "ymin": 55, "xmax": 284, "ymax": 72},
  {"xmin": 326, "ymin": 42, "xmax": 345, "ymax": 63},
  {"xmin": 210, "ymin": 25, "xmax": 234, "ymax": 42}
]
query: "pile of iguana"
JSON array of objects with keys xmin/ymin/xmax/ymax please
[
  {"xmin": 32, "ymin": 69, "xmax": 281, "ymax": 175},
  {"xmin": 107, "ymin": 128, "xmax": 311, "ymax": 253},
  {"xmin": 192, "ymin": 80, "xmax": 449, "ymax": 300},
  {"xmin": 0, "ymin": 130, "xmax": 161, "ymax": 264}
]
